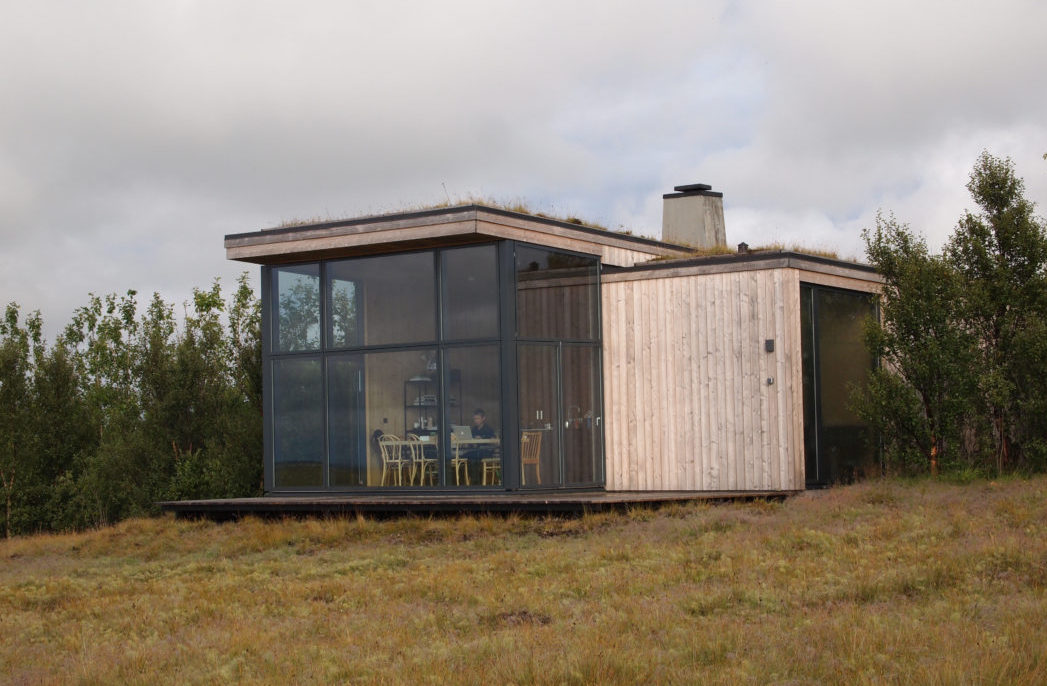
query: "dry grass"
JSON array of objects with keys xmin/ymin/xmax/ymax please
[
  {"xmin": 751, "ymin": 242, "xmax": 854, "ymax": 261},
  {"xmin": 273, "ymin": 197, "xmax": 614, "ymax": 233},
  {"xmin": 3, "ymin": 477, "xmax": 1047, "ymax": 684},
  {"xmin": 650, "ymin": 242, "xmax": 864, "ymax": 263}
]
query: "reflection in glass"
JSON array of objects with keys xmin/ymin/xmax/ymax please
[
  {"xmin": 801, "ymin": 286, "xmax": 818, "ymax": 482},
  {"xmin": 328, "ymin": 279, "xmax": 359, "ymax": 349},
  {"xmin": 265, "ymin": 243, "xmax": 605, "ymax": 492},
  {"xmin": 273, "ymin": 264, "xmax": 320, "ymax": 352},
  {"xmin": 562, "ymin": 345, "xmax": 601, "ymax": 484},
  {"xmin": 802, "ymin": 285, "xmax": 878, "ymax": 485},
  {"xmin": 816, "ymin": 289, "xmax": 877, "ymax": 483},
  {"xmin": 445, "ymin": 346, "xmax": 501, "ymax": 486},
  {"xmin": 326, "ymin": 253, "xmax": 436, "ymax": 348},
  {"xmin": 328, "ymin": 356, "xmax": 366, "ymax": 486},
  {"xmin": 273, "ymin": 358, "xmax": 323, "ymax": 487},
  {"xmin": 443, "ymin": 245, "xmax": 499, "ymax": 340},
  {"xmin": 518, "ymin": 344, "xmax": 561, "ymax": 486},
  {"xmin": 516, "ymin": 245, "xmax": 599, "ymax": 341}
]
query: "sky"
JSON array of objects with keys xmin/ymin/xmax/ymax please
[{"xmin": 2, "ymin": 0, "xmax": 1046, "ymax": 340}]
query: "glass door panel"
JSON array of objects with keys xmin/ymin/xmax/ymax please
[
  {"xmin": 815, "ymin": 288, "xmax": 877, "ymax": 483},
  {"xmin": 562, "ymin": 345, "xmax": 601, "ymax": 484},
  {"xmin": 518, "ymin": 344, "xmax": 561, "ymax": 486},
  {"xmin": 802, "ymin": 285, "xmax": 878, "ymax": 486}
]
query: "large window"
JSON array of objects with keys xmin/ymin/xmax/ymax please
[
  {"xmin": 267, "ymin": 246, "xmax": 506, "ymax": 490},
  {"xmin": 273, "ymin": 264, "xmax": 320, "ymax": 353},
  {"xmin": 445, "ymin": 346, "xmax": 502, "ymax": 485},
  {"xmin": 265, "ymin": 241, "xmax": 603, "ymax": 492},
  {"xmin": 326, "ymin": 252, "xmax": 436, "ymax": 347},
  {"xmin": 516, "ymin": 245, "xmax": 599, "ymax": 340},
  {"xmin": 442, "ymin": 245, "xmax": 499, "ymax": 340},
  {"xmin": 515, "ymin": 247, "xmax": 602, "ymax": 488},
  {"xmin": 801, "ymin": 284, "xmax": 879, "ymax": 486},
  {"xmin": 272, "ymin": 357, "xmax": 323, "ymax": 487}
]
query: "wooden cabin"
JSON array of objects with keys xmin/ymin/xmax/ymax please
[{"xmin": 224, "ymin": 187, "xmax": 881, "ymax": 496}]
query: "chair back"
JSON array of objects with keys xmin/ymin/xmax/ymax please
[
  {"xmin": 405, "ymin": 433, "xmax": 423, "ymax": 460},
  {"xmin": 520, "ymin": 430, "xmax": 542, "ymax": 484},
  {"xmin": 378, "ymin": 434, "xmax": 402, "ymax": 462}
]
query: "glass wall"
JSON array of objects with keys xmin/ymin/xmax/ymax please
[
  {"xmin": 518, "ymin": 344, "xmax": 561, "ymax": 485},
  {"xmin": 272, "ymin": 357, "xmax": 323, "ymax": 487},
  {"xmin": 516, "ymin": 245, "xmax": 599, "ymax": 340},
  {"xmin": 562, "ymin": 345, "xmax": 601, "ymax": 484},
  {"xmin": 327, "ymin": 356, "xmax": 365, "ymax": 486},
  {"xmin": 273, "ymin": 264, "xmax": 320, "ymax": 352},
  {"xmin": 442, "ymin": 245, "xmax": 499, "ymax": 340},
  {"xmin": 265, "ymin": 241, "xmax": 603, "ymax": 492},
  {"xmin": 515, "ymin": 247, "xmax": 603, "ymax": 488},
  {"xmin": 326, "ymin": 252, "xmax": 436, "ymax": 347},
  {"xmin": 801, "ymin": 284, "xmax": 879, "ymax": 486},
  {"xmin": 445, "ymin": 346, "xmax": 502, "ymax": 485}
]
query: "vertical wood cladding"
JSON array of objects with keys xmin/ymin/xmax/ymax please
[{"xmin": 601, "ymin": 268, "xmax": 804, "ymax": 491}]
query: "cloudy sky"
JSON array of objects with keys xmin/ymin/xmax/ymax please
[{"xmin": 2, "ymin": 0, "xmax": 1045, "ymax": 340}]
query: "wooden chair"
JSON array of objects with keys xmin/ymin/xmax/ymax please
[
  {"xmin": 481, "ymin": 446, "xmax": 502, "ymax": 485},
  {"xmin": 520, "ymin": 430, "xmax": 542, "ymax": 485},
  {"xmin": 449, "ymin": 433, "xmax": 470, "ymax": 485},
  {"xmin": 408, "ymin": 433, "xmax": 437, "ymax": 486},
  {"xmin": 378, "ymin": 434, "xmax": 408, "ymax": 486}
]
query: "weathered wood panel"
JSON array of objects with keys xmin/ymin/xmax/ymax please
[{"xmin": 601, "ymin": 268, "xmax": 805, "ymax": 491}]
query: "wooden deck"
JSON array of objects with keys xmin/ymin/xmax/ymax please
[{"xmin": 158, "ymin": 489, "xmax": 796, "ymax": 519}]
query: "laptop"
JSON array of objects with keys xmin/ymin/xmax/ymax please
[{"xmin": 451, "ymin": 425, "xmax": 473, "ymax": 442}]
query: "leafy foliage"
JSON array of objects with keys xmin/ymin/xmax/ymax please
[
  {"xmin": 0, "ymin": 275, "xmax": 261, "ymax": 536},
  {"xmin": 857, "ymin": 214, "xmax": 980, "ymax": 472},
  {"xmin": 859, "ymin": 152, "xmax": 1047, "ymax": 476}
]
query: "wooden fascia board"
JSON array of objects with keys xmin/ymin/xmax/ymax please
[
  {"xmin": 473, "ymin": 214, "xmax": 686, "ymax": 259},
  {"xmin": 794, "ymin": 268, "xmax": 883, "ymax": 294},
  {"xmin": 224, "ymin": 206, "xmax": 687, "ymax": 265},
  {"xmin": 601, "ymin": 255, "xmax": 882, "ymax": 287},
  {"xmin": 226, "ymin": 218, "xmax": 480, "ymax": 262}
]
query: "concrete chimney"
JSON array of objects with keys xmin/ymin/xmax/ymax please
[{"xmin": 662, "ymin": 183, "xmax": 726, "ymax": 248}]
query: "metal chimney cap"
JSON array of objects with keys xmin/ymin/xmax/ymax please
[{"xmin": 664, "ymin": 183, "xmax": 723, "ymax": 199}]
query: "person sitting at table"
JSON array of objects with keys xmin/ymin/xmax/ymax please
[
  {"xmin": 470, "ymin": 408, "xmax": 496, "ymax": 439},
  {"xmin": 460, "ymin": 409, "xmax": 498, "ymax": 474}
]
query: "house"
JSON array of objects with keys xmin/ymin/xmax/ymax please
[{"xmin": 223, "ymin": 184, "xmax": 881, "ymax": 497}]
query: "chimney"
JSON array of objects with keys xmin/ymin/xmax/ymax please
[{"xmin": 662, "ymin": 183, "xmax": 726, "ymax": 248}]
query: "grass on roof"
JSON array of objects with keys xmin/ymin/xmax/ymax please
[{"xmin": 273, "ymin": 195, "xmax": 617, "ymax": 233}]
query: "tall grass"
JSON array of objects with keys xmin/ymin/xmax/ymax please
[{"xmin": 2, "ymin": 477, "xmax": 1046, "ymax": 684}]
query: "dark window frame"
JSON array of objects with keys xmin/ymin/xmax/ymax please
[
  {"xmin": 801, "ymin": 282, "xmax": 881, "ymax": 487},
  {"xmin": 261, "ymin": 239, "xmax": 605, "ymax": 494}
]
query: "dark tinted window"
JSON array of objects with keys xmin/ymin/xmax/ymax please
[
  {"xmin": 516, "ymin": 246, "xmax": 599, "ymax": 340},
  {"xmin": 327, "ymin": 252, "xmax": 436, "ymax": 348},
  {"xmin": 273, "ymin": 264, "xmax": 320, "ymax": 352},
  {"xmin": 442, "ymin": 245, "xmax": 498, "ymax": 340},
  {"xmin": 272, "ymin": 358, "xmax": 323, "ymax": 487}
]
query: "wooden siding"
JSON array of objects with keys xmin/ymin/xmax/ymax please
[{"xmin": 601, "ymin": 268, "xmax": 804, "ymax": 491}]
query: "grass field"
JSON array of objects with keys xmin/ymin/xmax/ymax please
[{"xmin": 2, "ymin": 477, "xmax": 1046, "ymax": 685}]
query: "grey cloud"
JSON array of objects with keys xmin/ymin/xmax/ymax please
[{"xmin": 2, "ymin": 0, "xmax": 1045, "ymax": 340}]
